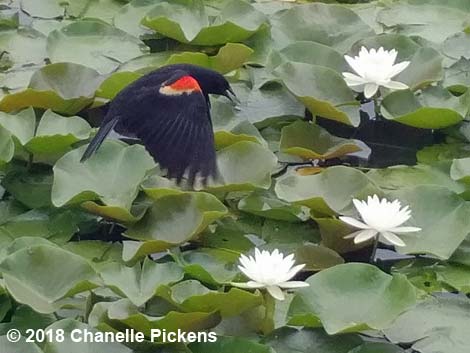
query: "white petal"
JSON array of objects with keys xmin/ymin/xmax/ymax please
[
  {"xmin": 231, "ymin": 281, "xmax": 265, "ymax": 289},
  {"xmin": 339, "ymin": 216, "xmax": 370, "ymax": 230},
  {"xmin": 344, "ymin": 55, "xmax": 364, "ymax": 76},
  {"xmin": 280, "ymin": 264, "xmax": 305, "ymax": 283},
  {"xmin": 389, "ymin": 61, "xmax": 411, "ymax": 77},
  {"xmin": 342, "ymin": 72, "xmax": 367, "ymax": 86},
  {"xmin": 266, "ymin": 285, "xmax": 285, "ymax": 301},
  {"xmin": 278, "ymin": 281, "xmax": 310, "ymax": 289},
  {"xmin": 389, "ymin": 226, "xmax": 421, "ymax": 233},
  {"xmin": 380, "ymin": 231, "xmax": 406, "ymax": 247},
  {"xmin": 354, "ymin": 229, "xmax": 378, "ymax": 244},
  {"xmin": 382, "ymin": 80, "xmax": 409, "ymax": 90},
  {"xmin": 364, "ymin": 83, "xmax": 379, "ymax": 98},
  {"xmin": 344, "ymin": 230, "xmax": 367, "ymax": 239}
]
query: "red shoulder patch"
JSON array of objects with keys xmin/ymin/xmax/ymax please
[{"xmin": 169, "ymin": 75, "xmax": 201, "ymax": 92}]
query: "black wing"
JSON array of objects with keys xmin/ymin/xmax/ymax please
[{"xmin": 113, "ymin": 74, "xmax": 217, "ymax": 185}]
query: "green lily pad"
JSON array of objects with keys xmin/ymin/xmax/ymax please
[
  {"xmin": 142, "ymin": 0, "xmax": 266, "ymax": 45},
  {"xmin": 232, "ymin": 84, "xmax": 304, "ymax": 126},
  {"xmin": 207, "ymin": 141, "xmax": 278, "ymax": 192},
  {"xmin": 20, "ymin": 0, "xmax": 91, "ymax": 18},
  {"xmin": 125, "ymin": 192, "xmax": 228, "ymax": 255},
  {"xmin": 270, "ymin": 3, "xmax": 374, "ymax": 54},
  {"xmin": 295, "ymin": 244, "xmax": 344, "ymax": 272},
  {"xmin": 43, "ymin": 319, "xmax": 132, "ymax": 353},
  {"xmin": 47, "ymin": 20, "xmax": 149, "ymax": 74},
  {"xmin": 214, "ymin": 118, "xmax": 266, "ymax": 150},
  {"xmin": 444, "ymin": 58, "xmax": 470, "ymax": 94},
  {"xmin": 389, "ymin": 185, "xmax": 470, "ymax": 259},
  {"xmin": 52, "ymin": 141, "xmax": 155, "ymax": 221},
  {"xmin": 280, "ymin": 121, "xmax": 362, "ymax": 160},
  {"xmin": 25, "ymin": 110, "xmax": 92, "ymax": 160},
  {"xmin": 450, "ymin": 157, "xmax": 470, "ymax": 183},
  {"xmin": 0, "ymin": 107, "xmax": 36, "ymax": 147},
  {"xmin": 0, "ymin": 208, "xmax": 82, "ymax": 245},
  {"xmin": 263, "ymin": 327, "xmax": 363, "ymax": 353},
  {"xmin": 275, "ymin": 166, "xmax": 379, "ymax": 217},
  {"xmin": 2, "ymin": 169, "xmax": 53, "ymax": 209},
  {"xmin": 367, "ymin": 162, "xmax": 468, "ymax": 195},
  {"xmin": 288, "ymin": 263, "xmax": 417, "ymax": 334},
  {"xmin": 417, "ymin": 143, "xmax": 470, "ymax": 164},
  {"xmin": 178, "ymin": 248, "xmax": 240, "ymax": 286},
  {"xmin": 163, "ymin": 280, "xmax": 263, "ymax": 317},
  {"xmin": 114, "ymin": 0, "xmax": 161, "ymax": 38},
  {"xmin": 238, "ymin": 190, "xmax": 309, "ymax": 222},
  {"xmin": 275, "ymin": 62, "xmax": 360, "ymax": 126},
  {"xmin": 0, "ymin": 27, "xmax": 47, "ymax": 69},
  {"xmin": 100, "ymin": 258, "xmax": 184, "ymax": 306},
  {"xmin": 95, "ymin": 71, "xmax": 142, "ymax": 100},
  {"xmin": 268, "ymin": 41, "xmax": 346, "ymax": 74},
  {"xmin": 393, "ymin": 258, "xmax": 470, "ymax": 293},
  {"xmin": 377, "ymin": 3, "xmax": 468, "ymax": 43},
  {"xmin": 191, "ymin": 336, "xmax": 270, "ymax": 353},
  {"xmin": 0, "ymin": 63, "xmax": 105, "ymax": 115},
  {"xmin": 384, "ymin": 296, "xmax": 470, "ymax": 353},
  {"xmin": 89, "ymin": 298, "xmax": 221, "ymax": 337},
  {"xmin": 0, "ymin": 244, "xmax": 101, "ymax": 313},
  {"xmin": 381, "ymin": 86, "xmax": 470, "ymax": 129}
]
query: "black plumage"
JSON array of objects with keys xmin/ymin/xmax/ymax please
[{"xmin": 80, "ymin": 64, "xmax": 235, "ymax": 185}]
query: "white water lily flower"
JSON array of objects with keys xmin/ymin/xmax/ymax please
[
  {"xmin": 340, "ymin": 195, "xmax": 421, "ymax": 247},
  {"xmin": 343, "ymin": 47, "xmax": 410, "ymax": 98},
  {"xmin": 231, "ymin": 248, "xmax": 309, "ymax": 300}
]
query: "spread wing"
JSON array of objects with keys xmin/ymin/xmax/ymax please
[{"xmin": 113, "ymin": 74, "xmax": 217, "ymax": 185}]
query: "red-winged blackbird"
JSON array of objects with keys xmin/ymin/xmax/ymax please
[{"xmin": 80, "ymin": 64, "xmax": 236, "ymax": 185}]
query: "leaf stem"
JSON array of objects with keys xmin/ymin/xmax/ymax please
[
  {"xmin": 370, "ymin": 236, "xmax": 379, "ymax": 263},
  {"xmin": 260, "ymin": 291, "xmax": 275, "ymax": 335}
]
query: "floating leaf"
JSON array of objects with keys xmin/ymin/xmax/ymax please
[
  {"xmin": 125, "ymin": 192, "xmax": 228, "ymax": 254},
  {"xmin": 191, "ymin": 336, "xmax": 270, "ymax": 353},
  {"xmin": 47, "ymin": 20, "xmax": 149, "ymax": 74},
  {"xmin": 367, "ymin": 162, "xmax": 468, "ymax": 195},
  {"xmin": 100, "ymin": 258, "xmax": 184, "ymax": 306},
  {"xmin": 89, "ymin": 298, "xmax": 221, "ymax": 337},
  {"xmin": 0, "ymin": 244, "xmax": 101, "ymax": 313},
  {"xmin": 288, "ymin": 263, "xmax": 416, "ymax": 334},
  {"xmin": 389, "ymin": 185, "xmax": 470, "ymax": 259},
  {"xmin": 263, "ymin": 327, "xmax": 363, "ymax": 353},
  {"xmin": 142, "ymin": 0, "xmax": 266, "ymax": 45},
  {"xmin": 270, "ymin": 3, "xmax": 374, "ymax": 53},
  {"xmin": 0, "ymin": 28, "xmax": 47, "ymax": 68},
  {"xmin": 377, "ymin": 4, "xmax": 468, "ymax": 43},
  {"xmin": 385, "ymin": 296, "xmax": 470, "ymax": 353},
  {"xmin": 393, "ymin": 259, "xmax": 470, "ymax": 293},
  {"xmin": 275, "ymin": 62, "xmax": 360, "ymax": 126},
  {"xmin": 275, "ymin": 166, "xmax": 379, "ymax": 216},
  {"xmin": 381, "ymin": 86, "xmax": 470, "ymax": 129},
  {"xmin": 207, "ymin": 141, "xmax": 278, "ymax": 192},
  {"xmin": 0, "ymin": 63, "xmax": 104, "ymax": 115},
  {"xmin": 280, "ymin": 121, "xmax": 362, "ymax": 160},
  {"xmin": 25, "ymin": 110, "xmax": 92, "ymax": 160},
  {"xmin": 52, "ymin": 141, "xmax": 155, "ymax": 221},
  {"xmin": 43, "ymin": 319, "xmax": 132, "ymax": 353},
  {"xmin": 21, "ymin": 0, "xmax": 91, "ymax": 18},
  {"xmin": 238, "ymin": 190, "xmax": 309, "ymax": 222},
  {"xmin": 268, "ymin": 41, "xmax": 346, "ymax": 73},
  {"xmin": 165, "ymin": 280, "xmax": 263, "ymax": 318}
]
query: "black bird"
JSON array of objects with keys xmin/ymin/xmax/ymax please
[{"xmin": 80, "ymin": 64, "xmax": 236, "ymax": 185}]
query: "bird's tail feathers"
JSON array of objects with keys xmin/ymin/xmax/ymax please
[{"xmin": 80, "ymin": 117, "xmax": 118, "ymax": 162}]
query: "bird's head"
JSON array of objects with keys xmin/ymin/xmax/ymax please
[{"xmin": 161, "ymin": 64, "xmax": 238, "ymax": 104}]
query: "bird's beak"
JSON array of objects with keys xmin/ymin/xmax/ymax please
[{"xmin": 225, "ymin": 87, "xmax": 240, "ymax": 105}]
